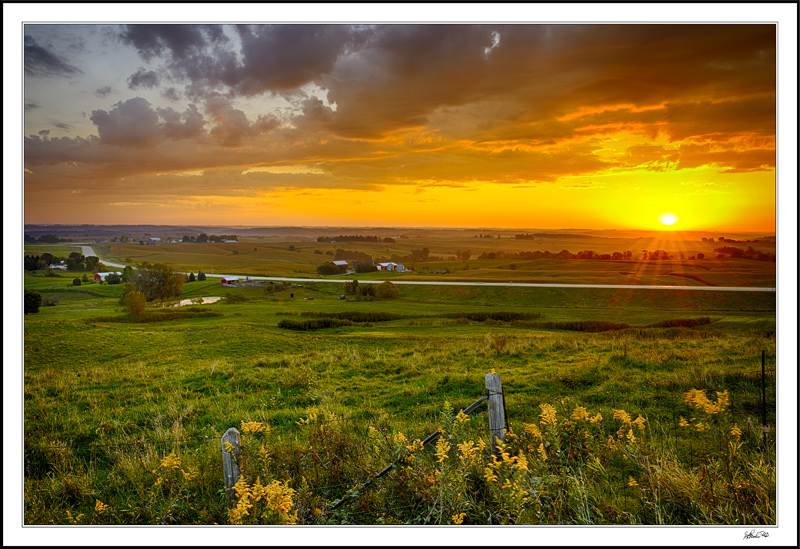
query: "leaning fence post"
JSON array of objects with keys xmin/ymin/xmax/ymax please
[
  {"xmin": 485, "ymin": 372, "xmax": 506, "ymax": 456},
  {"xmin": 221, "ymin": 427, "xmax": 241, "ymax": 508}
]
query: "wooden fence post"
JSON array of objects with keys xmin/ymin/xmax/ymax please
[
  {"xmin": 221, "ymin": 427, "xmax": 241, "ymax": 508},
  {"xmin": 485, "ymin": 372, "xmax": 506, "ymax": 456}
]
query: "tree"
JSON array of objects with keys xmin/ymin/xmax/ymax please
[
  {"xmin": 697, "ymin": 253, "xmax": 705, "ymax": 260},
  {"xmin": 376, "ymin": 280, "xmax": 400, "ymax": 299},
  {"xmin": 197, "ymin": 270, "xmax": 207, "ymax": 281},
  {"xmin": 72, "ymin": 277, "xmax": 81, "ymax": 286},
  {"xmin": 188, "ymin": 272, "xmax": 196, "ymax": 282},
  {"xmin": 24, "ymin": 290, "xmax": 42, "ymax": 314},
  {"xmin": 344, "ymin": 280, "xmax": 360, "ymax": 295},
  {"xmin": 126, "ymin": 262, "xmax": 185, "ymax": 301},
  {"xmin": 316, "ymin": 263, "xmax": 346, "ymax": 275},
  {"xmin": 85, "ymin": 256, "xmax": 100, "ymax": 272},
  {"xmin": 106, "ymin": 273, "xmax": 122, "ymax": 285},
  {"xmin": 123, "ymin": 290, "xmax": 147, "ymax": 314},
  {"xmin": 196, "ymin": 233, "xmax": 209, "ymax": 243}
]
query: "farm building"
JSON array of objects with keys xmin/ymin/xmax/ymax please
[
  {"xmin": 377, "ymin": 262, "xmax": 406, "ymax": 271},
  {"xmin": 330, "ymin": 260, "xmax": 350, "ymax": 268},
  {"xmin": 94, "ymin": 271, "xmax": 122, "ymax": 282},
  {"xmin": 221, "ymin": 276, "xmax": 240, "ymax": 285}
]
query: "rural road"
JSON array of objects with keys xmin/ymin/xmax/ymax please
[{"xmin": 79, "ymin": 246, "xmax": 776, "ymax": 293}]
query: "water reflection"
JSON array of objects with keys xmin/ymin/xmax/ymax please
[{"xmin": 168, "ymin": 297, "xmax": 222, "ymax": 307}]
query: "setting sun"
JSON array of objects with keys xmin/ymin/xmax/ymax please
[{"xmin": 659, "ymin": 213, "xmax": 679, "ymax": 227}]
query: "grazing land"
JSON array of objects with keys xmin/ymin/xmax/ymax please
[{"xmin": 23, "ymin": 228, "xmax": 777, "ymax": 525}]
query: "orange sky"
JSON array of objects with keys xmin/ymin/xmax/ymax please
[{"xmin": 22, "ymin": 23, "xmax": 777, "ymax": 231}]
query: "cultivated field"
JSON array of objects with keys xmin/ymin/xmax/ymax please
[{"xmin": 22, "ymin": 230, "xmax": 777, "ymax": 526}]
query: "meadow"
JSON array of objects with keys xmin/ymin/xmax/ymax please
[{"xmin": 22, "ymin": 232, "xmax": 777, "ymax": 526}]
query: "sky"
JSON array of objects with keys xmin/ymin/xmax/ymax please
[{"xmin": 17, "ymin": 15, "xmax": 783, "ymax": 232}]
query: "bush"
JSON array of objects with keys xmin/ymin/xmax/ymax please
[
  {"xmin": 123, "ymin": 290, "xmax": 147, "ymax": 314},
  {"xmin": 41, "ymin": 294, "xmax": 59, "ymax": 307},
  {"xmin": 376, "ymin": 280, "xmax": 400, "ymax": 299},
  {"xmin": 441, "ymin": 311, "xmax": 542, "ymax": 322},
  {"xmin": 301, "ymin": 311, "xmax": 407, "ymax": 322},
  {"xmin": 316, "ymin": 263, "xmax": 346, "ymax": 275},
  {"xmin": 72, "ymin": 278, "xmax": 81, "ymax": 286},
  {"xmin": 277, "ymin": 318, "xmax": 355, "ymax": 331},
  {"xmin": 24, "ymin": 290, "xmax": 42, "ymax": 314}
]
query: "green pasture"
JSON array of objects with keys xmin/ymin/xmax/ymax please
[{"xmin": 21, "ymin": 244, "xmax": 778, "ymax": 525}]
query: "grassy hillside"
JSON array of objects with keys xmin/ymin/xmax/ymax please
[{"xmin": 22, "ymin": 263, "xmax": 776, "ymax": 524}]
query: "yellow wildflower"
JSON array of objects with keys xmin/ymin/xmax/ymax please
[
  {"xmin": 730, "ymin": 424, "xmax": 742, "ymax": 440},
  {"xmin": 679, "ymin": 416, "xmax": 690, "ymax": 427},
  {"xmin": 160, "ymin": 452, "xmax": 181, "ymax": 470},
  {"xmin": 405, "ymin": 439, "xmax": 424, "ymax": 453},
  {"xmin": 524, "ymin": 423, "xmax": 543, "ymax": 439},
  {"xmin": 454, "ymin": 410, "xmax": 470, "ymax": 425},
  {"xmin": 626, "ymin": 429, "xmax": 637, "ymax": 443},
  {"xmin": 241, "ymin": 420, "xmax": 267, "ymax": 435},
  {"xmin": 627, "ymin": 476, "xmax": 639, "ymax": 487},
  {"xmin": 613, "ymin": 409, "xmax": 632, "ymax": 424},
  {"xmin": 452, "ymin": 512, "xmax": 466, "ymax": 525},
  {"xmin": 572, "ymin": 406, "xmax": 590, "ymax": 421},
  {"xmin": 539, "ymin": 403, "xmax": 557, "ymax": 426},
  {"xmin": 537, "ymin": 442, "xmax": 547, "ymax": 461},
  {"xmin": 95, "ymin": 500, "xmax": 110, "ymax": 514},
  {"xmin": 588, "ymin": 412, "xmax": 603, "ymax": 423},
  {"xmin": 457, "ymin": 440, "xmax": 478, "ymax": 463},
  {"xmin": 435, "ymin": 438, "xmax": 451, "ymax": 463},
  {"xmin": 483, "ymin": 467, "xmax": 498, "ymax": 483},
  {"xmin": 632, "ymin": 415, "xmax": 647, "ymax": 430},
  {"xmin": 695, "ymin": 422, "xmax": 706, "ymax": 432}
]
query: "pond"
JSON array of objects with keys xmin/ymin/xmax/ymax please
[{"xmin": 165, "ymin": 296, "xmax": 222, "ymax": 307}]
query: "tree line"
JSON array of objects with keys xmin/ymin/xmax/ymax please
[
  {"xmin": 24, "ymin": 251, "xmax": 100, "ymax": 272},
  {"xmin": 317, "ymin": 235, "xmax": 395, "ymax": 243},
  {"xmin": 181, "ymin": 234, "xmax": 237, "ymax": 243}
]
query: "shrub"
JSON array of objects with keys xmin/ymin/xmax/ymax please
[
  {"xmin": 123, "ymin": 290, "xmax": 147, "ymax": 314},
  {"xmin": 441, "ymin": 311, "xmax": 542, "ymax": 322},
  {"xmin": 277, "ymin": 318, "xmax": 354, "ymax": 331},
  {"xmin": 41, "ymin": 294, "xmax": 59, "ymax": 307},
  {"xmin": 24, "ymin": 290, "xmax": 42, "ymax": 314},
  {"xmin": 376, "ymin": 280, "xmax": 400, "ymax": 299},
  {"xmin": 72, "ymin": 278, "xmax": 81, "ymax": 286},
  {"xmin": 301, "ymin": 311, "xmax": 407, "ymax": 322}
]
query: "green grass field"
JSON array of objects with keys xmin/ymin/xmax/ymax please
[{"xmin": 22, "ymin": 236, "xmax": 777, "ymax": 525}]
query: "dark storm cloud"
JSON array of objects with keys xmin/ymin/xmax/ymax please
[
  {"xmin": 205, "ymin": 96, "xmax": 279, "ymax": 147},
  {"xmin": 89, "ymin": 98, "xmax": 215, "ymax": 147},
  {"xmin": 91, "ymin": 97, "xmax": 162, "ymax": 147},
  {"xmin": 24, "ymin": 35, "xmax": 82, "ymax": 78},
  {"xmin": 95, "ymin": 86, "xmax": 113, "ymax": 97},
  {"xmin": 127, "ymin": 67, "xmax": 160, "ymax": 89},
  {"xmin": 232, "ymin": 24, "xmax": 366, "ymax": 94},
  {"xmin": 157, "ymin": 104, "xmax": 205, "ymax": 140},
  {"xmin": 119, "ymin": 24, "xmax": 228, "ymax": 61},
  {"xmin": 162, "ymin": 87, "xmax": 182, "ymax": 102}
]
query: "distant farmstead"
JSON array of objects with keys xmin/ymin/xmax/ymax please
[
  {"xmin": 330, "ymin": 260, "xmax": 349, "ymax": 268},
  {"xmin": 377, "ymin": 262, "xmax": 406, "ymax": 272},
  {"xmin": 94, "ymin": 271, "xmax": 122, "ymax": 282},
  {"xmin": 221, "ymin": 276, "xmax": 240, "ymax": 285}
]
